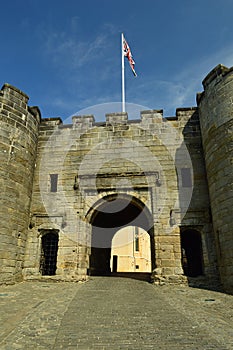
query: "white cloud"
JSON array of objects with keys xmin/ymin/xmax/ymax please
[
  {"xmin": 45, "ymin": 34, "xmax": 104, "ymax": 68},
  {"xmin": 39, "ymin": 23, "xmax": 113, "ymax": 73}
]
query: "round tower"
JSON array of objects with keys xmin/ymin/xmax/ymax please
[
  {"xmin": 197, "ymin": 64, "xmax": 233, "ymax": 292},
  {"xmin": 0, "ymin": 84, "xmax": 40, "ymax": 283}
]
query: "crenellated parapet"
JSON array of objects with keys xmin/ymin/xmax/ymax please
[
  {"xmin": 72, "ymin": 115, "xmax": 95, "ymax": 129},
  {"xmin": 201, "ymin": 64, "xmax": 232, "ymax": 89},
  {"xmin": 0, "ymin": 83, "xmax": 41, "ymax": 126},
  {"xmin": 197, "ymin": 64, "xmax": 233, "ymax": 131},
  {"xmin": 69, "ymin": 109, "xmax": 170, "ymax": 128},
  {"xmin": 106, "ymin": 112, "xmax": 128, "ymax": 125},
  {"xmin": 68, "ymin": 108, "xmax": 199, "ymax": 128}
]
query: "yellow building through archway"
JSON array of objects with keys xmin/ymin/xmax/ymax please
[{"xmin": 111, "ymin": 226, "xmax": 151, "ymax": 273}]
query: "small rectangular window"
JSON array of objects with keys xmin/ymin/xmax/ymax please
[
  {"xmin": 50, "ymin": 174, "xmax": 58, "ymax": 192},
  {"xmin": 181, "ymin": 168, "xmax": 192, "ymax": 188}
]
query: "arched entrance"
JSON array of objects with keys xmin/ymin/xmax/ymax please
[
  {"xmin": 87, "ymin": 195, "xmax": 155, "ymax": 276},
  {"xmin": 40, "ymin": 230, "xmax": 59, "ymax": 275},
  {"xmin": 180, "ymin": 228, "xmax": 203, "ymax": 277}
]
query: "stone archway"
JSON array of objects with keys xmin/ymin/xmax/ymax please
[{"xmin": 87, "ymin": 194, "xmax": 155, "ymax": 276}]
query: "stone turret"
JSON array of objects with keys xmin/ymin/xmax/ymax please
[
  {"xmin": 0, "ymin": 84, "xmax": 40, "ymax": 283},
  {"xmin": 197, "ymin": 64, "xmax": 233, "ymax": 292}
]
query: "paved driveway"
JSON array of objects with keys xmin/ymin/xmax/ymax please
[{"xmin": 0, "ymin": 277, "xmax": 232, "ymax": 349}]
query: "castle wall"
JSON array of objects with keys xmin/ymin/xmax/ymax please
[
  {"xmin": 198, "ymin": 65, "xmax": 233, "ymax": 293},
  {"xmin": 25, "ymin": 108, "xmax": 217, "ymax": 285},
  {"xmin": 0, "ymin": 84, "xmax": 40, "ymax": 283},
  {"xmin": 0, "ymin": 73, "xmax": 225, "ymax": 289}
]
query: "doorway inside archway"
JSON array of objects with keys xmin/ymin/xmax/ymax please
[
  {"xmin": 111, "ymin": 226, "xmax": 151, "ymax": 273},
  {"xmin": 88, "ymin": 195, "xmax": 154, "ymax": 276}
]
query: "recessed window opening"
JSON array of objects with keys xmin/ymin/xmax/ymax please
[
  {"xmin": 50, "ymin": 174, "xmax": 58, "ymax": 192},
  {"xmin": 181, "ymin": 168, "xmax": 192, "ymax": 187}
]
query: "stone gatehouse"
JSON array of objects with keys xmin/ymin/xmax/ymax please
[{"xmin": 0, "ymin": 64, "xmax": 233, "ymax": 293}]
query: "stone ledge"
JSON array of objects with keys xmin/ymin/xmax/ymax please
[
  {"xmin": 24, "ymin": 275, "xmax": 88, "ymax": 283},
  {"xmin": 152, "ymin": 274, "xmax": 188, "ymax": 285},
  {"xmin": 202, "ymin": 64, "xmax": 232, "ymax": 89}
]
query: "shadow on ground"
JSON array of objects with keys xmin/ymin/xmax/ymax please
[{"xmin": 90, "ymin": 272, "xmax": 152, "ymax": 282}]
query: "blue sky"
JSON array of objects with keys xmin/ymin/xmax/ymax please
[{"xmin": 1, "ymin": 0, "xmax": 233, "ymax": 121}]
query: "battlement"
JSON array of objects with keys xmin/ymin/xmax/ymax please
[
  {"xmin": 1, "ymin": 83, "xmax": 29, "ymax": 102},
  {"xmin": 202, "ymin": 64, "xmax": 233, "ymax": 89},
  {"xmin": 72, "ymin": 115, "xmax": 95, "ymax": 128},
  {"xmin": 0, "ymin": 83, "xmax": 41, "ymax": 125},
  {"xmin": 106, "ymin": 112, "xmax": 128, "ymax": 125},
  {"xmin": 41, "ymin": 117, "xmax": 63, "ymax": 126},
  {"xmin": 72, "ymin": 109, "xmax": 163, "ymax": 127},
  {"xmin": 39, "ymin": 108, "xmax": 199, "ymax": 131},
  {"xmin": 70, "ymin": 108, "xmax": 196, "ymax": 127}
]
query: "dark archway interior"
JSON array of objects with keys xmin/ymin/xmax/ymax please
[
  {"xmin": 91, "ymin": 198, "xmax": 149, "ymax": 228},
  {"xmin": 40, "ymin": 230, "xmax": 59, "ymax": 276},
  {"xmin": 89, "ymin": 197, "xmax": 154, "ymax": 276},
  {"xmin": 181, "ymin": 229, "xmax": 203, "ymax": 277}
]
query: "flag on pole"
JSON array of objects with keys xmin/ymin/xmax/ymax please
[{"xmin": 122, "ymin": 34, "xmax": 137, "ymax": 77}]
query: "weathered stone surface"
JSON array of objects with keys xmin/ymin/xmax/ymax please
[
  {"xmin": 0, "ymin": 84, "xmax": 40, "ymax": 284},
  {"xmin": 198, "ymin": 64, "xmax": 233, "ymax": 293}
]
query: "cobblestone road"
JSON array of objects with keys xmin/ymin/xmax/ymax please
[{"xmin": 0, "ymin": 277, "xmax": 232, "ymax": 349}]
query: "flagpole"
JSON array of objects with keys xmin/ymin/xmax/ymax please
[{"xmin": 121, "ymin": 33, "xmax": 126, "ymax": 112}]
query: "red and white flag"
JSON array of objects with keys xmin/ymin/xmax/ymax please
[{"xmin": 122, "ymin": 34, "xmax": 137, "ymax": 77}]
